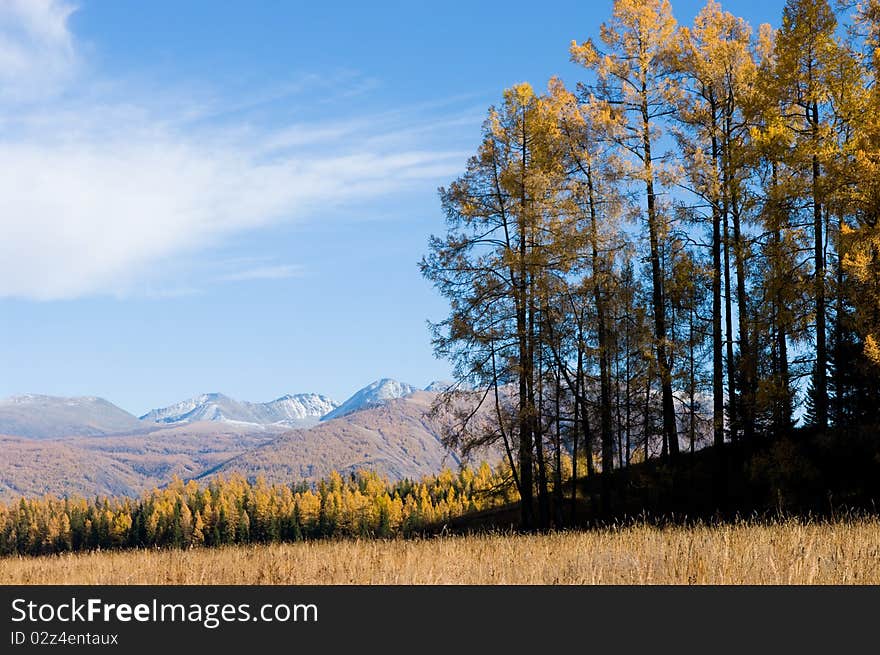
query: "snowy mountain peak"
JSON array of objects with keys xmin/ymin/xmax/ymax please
[
  {"xmin": 140, "ymin": 392, "xmax": 338, "ymax": 426},
  {"xmin": 4, "ymin": 393, "xmax": 104, "ymax": 405},
  {"xmin": 321, "ymin": 378, "xmax": 419, "ymax": 421},
  {"xmin": 424, "ymin": 380, "xmax": 455, "ymax": 392},
  {"xmin": 0, "ymin": 394, "xmax": 143, "ymax": 439},
  {"xmin": 263, "ymin": 393, "xmax": 338, "ymax": 421}
]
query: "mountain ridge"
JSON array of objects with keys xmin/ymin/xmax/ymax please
[
  {"xmin": 201, "ymin": 390, "xmax": 485, "ymax": 485},
  {"xmin": 139, "ymin": 392, "xmax": 339, "ymax": 427},
  {"xmin": 321, "ymin": 378, "xmax": 419, "ymax": 421},
  {"xmin": 0, "ymin": 377, "xmax": 448, "ymax": 437},
  {"xmin": 0, "ymin": 394, "xmax": 144, "ymax": 439},
  {"xmin": 0, "ymin": 378, "xmax": 492, "ymax": 500}
]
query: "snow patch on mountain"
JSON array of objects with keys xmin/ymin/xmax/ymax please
[
  {"xmin": 140, "ymin": 392, "xmax": 338, "ymax": 426},
  {"xmin": 425, "ymin": 380, "xmax": 461, "ymax": 392},
  {"xmin": 0, "ymin": 394, "xmax": 143, "ymax": 439},
  {"xmin": 321, "ymin": 378, "xmax": 419, "ymax": 421}
]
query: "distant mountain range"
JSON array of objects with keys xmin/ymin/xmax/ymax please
[
  {"xmin": 321, "ymin": 378, "xmax": 419, "ymax": 421},
  {"xmin": 0, "ymin": 379, "xmax": 446, "ymax": 437},
  {"xmin": 0, "ymin": 394, "xmax": 143, "ymax": 439},
  {"xmin": 203, "ymin": 390, "xmax": 465, "ymax": 485},
  {"xmin": 0, "ymin": 379, "xmax": 484, "ymax": 500},
  {"xmin": 140, "ymin": 392, "xmax": 338, "ymax": 428}
]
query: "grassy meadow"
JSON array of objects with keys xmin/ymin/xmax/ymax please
[{"xmin": 3, "ymin": 518, "xmax": 880, "ymax": 584}]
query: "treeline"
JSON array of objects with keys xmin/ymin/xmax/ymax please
[
  {"xmin": 0, "ymin": 464, "xmax": 513, "ymax": 556},
  {"xmin": 422, "ymin": 0, "xmax": 880, "ymax": 529}
]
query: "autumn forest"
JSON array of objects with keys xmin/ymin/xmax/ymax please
[
  {"xmin": 421, "ymin": 0, "xmax": 880, "ymax": 529},
  {"xmin": 3, "ymin": 0, "xmax": 880, "ymax": 558}
]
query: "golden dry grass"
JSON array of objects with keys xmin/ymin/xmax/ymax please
[{"xmin": 2, "ymin": 519, "xmax": 880, "ymax": 584}]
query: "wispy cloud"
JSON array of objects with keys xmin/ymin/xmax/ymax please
[
  {"xmin": 219, "ymin": 264, "xmax": 306, "ymax": 282},
  {"xmin": 0, "ymin": 0, "xmax": 77, "ymax": 101},
  {"xmin": 142, "ymin": 286, "xmax": 203, "ymax": 300},
  {"xmin": 0, "ymin": 3, "xmax": 471, "ymax": 301}
]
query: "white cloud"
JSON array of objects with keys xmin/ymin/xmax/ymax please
[
  {"xmin": 219, "ymin": 264, "xmax": 305, "ymax": 282},
  {"xmin": 0, "ymin": 3, "xmax": 470, "ymax": 300},
  {"xmin": 0, "ymin": 0, "xmax": 77, "ymax": 101}
]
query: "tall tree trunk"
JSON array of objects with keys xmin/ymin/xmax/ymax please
[
  {"xmin": 726, "ymin": 111, "xmax": 755, "ymax": 443},
  {"xmin": 516, "ymin": 262, "xmax": 534, "ymax": 529},
  {"xmin": 517, "ymin": 325, "xmax": 534, "ymax": 529},
  {"xmin": 833, "ymin": 220, "xmax": 845, "ymax": 426},
  {"xmin": 811, "ymin": 99, "xmax": 828, "ymax": 430},
  {"xmin": 616, "ymin": 361, "xmax": 624, "ymax": 470},
  {"xmin": 581, "ymin": 391, "xmax": 594, "ymax": 477},
  {"xmin": 641, "ymin": 91, "xmax": 679, "ymax": 459},
  {"xmin": 571, "ymin": 327, "xmax": 583, "ymax": 523},
  {"xmin": 625, "ymin": 325, "xmax": 632, "ymax": 467},
  {"xmin": 517, "ymin": 115, "xmax": 534, "ymax": 531},
  {"xmin": 689, "ymin": 304, "xmax": 696, "ymax": 455},
  {"xmin": 723, "ymin": 200, "xmax": 737, "ymax": 442},
  {"xmin": 531, "ymin": 287, "xmax": 550, "ymax": 530},
  {"xmin": 553, "ymin": 372, "xmax": 564, "ymax": 528},
  {"xmin": 643, "ymin": 362, "xmax": 653, "ymax": 462},
  {"xmin": 534, "ymin": 422, "xmax": 550, "ymax": 530},
  {"xmin": 731, "ymin": 197, "xmax": 754, "ymax": 441},
  {"xmin": 587, "ymin": 165, "xmax": 615, "ymax": 512},
  {"xmin": 711, "ymin": 118, "xmax": 729, "ymax": 505},
  {"xmin": 771, "ymin": 162, "xmax": 793, "ymax": 433},
  {"xmin": 711, "ymin": 129, "xmax": 725, "ymax": 450}
]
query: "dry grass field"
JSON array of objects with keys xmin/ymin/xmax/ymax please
[{"xmin": 3, "ymin": 519, "xmax": 880, "ymax": 584}]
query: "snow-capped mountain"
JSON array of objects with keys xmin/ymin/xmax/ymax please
[
  {"xmin": 0, "ymin": 394, "xmax": 143, "ymax": 439},
  {"xmin": 424, "ymin": 380, "xmax": 455, "ymax": 392},
  {"xmin": 140, "ymin": 392, "xmax": 338, "ymax": 427},
  {"xmin": 321, "ymin": 378, "xmax": 419, "ymax": 421},
  {"xmin": 263, "ymin": 394, "xmax": 339, "ymax": 421}
]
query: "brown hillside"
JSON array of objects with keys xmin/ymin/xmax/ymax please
[
  {"xmin": 203, "ymin": 391, "xmax": 492, "ymax": 483},
  {"xmin": 0, "ymin": 435, "xmax": 147, "ymax": 499},
  {"xmin": 0, "ymin": 422, "xmax": 280, "ymax": 501}
]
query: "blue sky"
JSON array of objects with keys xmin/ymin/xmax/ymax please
[{"xmin": 0, "ymin": 0, "xmax": 784, "ymax": 415}]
